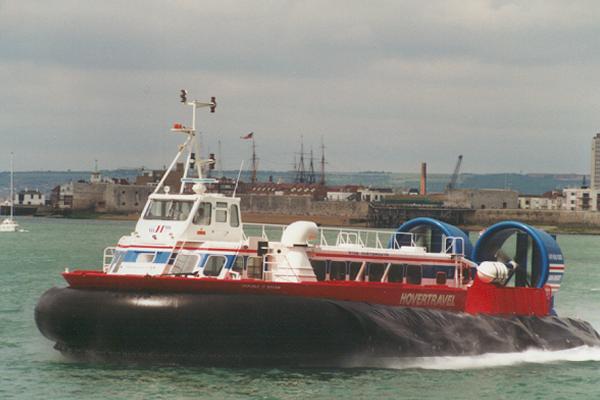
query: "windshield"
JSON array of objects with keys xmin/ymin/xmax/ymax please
[{"xmin": 144, "ymin": 200, "xmax": 194, "ymax": 221}]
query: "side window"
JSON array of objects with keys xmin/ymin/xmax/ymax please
[
  {"xmin": 368, "ymin": 263, "xmax": 386, "ymax": 282},
  {"xmin": 216, "ymin": 209, "xmax": 228, "ymax": 223},
  {"xmin": 193, "ymin": 202, "xmax": 212, "ymax": 225},
  {"xmin": 232, "ymin": 256, "xmax": 244, "ymax": 275},
  {"xmin": 310, "ymin": 260, "xmax": 327, "ymax": 281},
  {"xmin": 387, "ymin": 264, "xmax": 405, "ymax": 283},
  {"xmin": 246, "ymin": 256, "xmax": 263, "ymax": 279},
  {"xmin": 406, "ymin": 265, "xmax": 422, "ymax": 285},
  {"xmin": 110, "ymin": 251, "xmax": 125, "ymax": 273},
  {"xmin": 230, "ymin": 204, "xmax": 240, "ymax": 227},
  {"xmin": 136, "ymin": 252, "xmax": 155, "ymax": 263},
  {"xmin": 203, "ymin": 256, "xmax": 226, "ymax": 277},
  {"xmin": 330, "ymin": 261, "xmax": 347, "ymax": 281},
  {"xmin": 171, "ymin": 254, "xmax": 199, "ymax": 274},
  {"xmin": 349, "ymin": 262, "xmax": 362, "ymax": 280}
]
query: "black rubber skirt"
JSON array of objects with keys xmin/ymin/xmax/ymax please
[{"xmin": 35, "ymin": 287, "xmax": 600, "ymax": 367}]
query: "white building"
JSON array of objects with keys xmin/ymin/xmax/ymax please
[
  {"xmin": 326, "ymin": 191, "xmax": 357, "ymax": 201},
  {"xmin": 519, "ymin": 191, "xmax": 563, "ymax": 210},
  {"xmin": 358, "ymin": 188, "xmax": 394, "ymax": 202},
  {"xmin": 14, "ymin": 189, "xmax": 45, "ymax": 206},
  {"xmin": 562, "ymin": 187, "xmax": 599, "ymax": 211}
]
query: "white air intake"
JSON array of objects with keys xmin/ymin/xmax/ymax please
[{"xmin": 281, "ymin": 221, "xmax": 318, "ymax": 247}]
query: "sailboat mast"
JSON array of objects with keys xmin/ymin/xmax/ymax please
[{"xmin": 10, "ymin": 152, "xmax": 14, "ymax": 219}]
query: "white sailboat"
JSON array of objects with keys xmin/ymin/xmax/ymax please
[{"xmin": 1, "ymin": 153, "xmax": 19, "ymax": 233}]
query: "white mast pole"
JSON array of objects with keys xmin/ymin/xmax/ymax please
[
  {"xmin": 10, "ymin": 152, "xmax": 14, "ymax": 220},
  {"xmin": 153, "ymin": 134, "xmax": 193, "ymax": 195}
]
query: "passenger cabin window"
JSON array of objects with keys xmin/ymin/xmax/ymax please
[
  {"xmin": 230, "ymin": 204, "xmax": 240, "ymax": 227},
  {"xmin": 311, "ymin": 260, "xmax": 327, "ymax": 281},
  {"xmin": 204, "ymin": 256, "xmax": 227, "ymax": 277},
  {"xmin": 171, "ymin": 254, "xmax": 198, "ymax": 274},
  {"xmin": 349, "ymin": 262, "xmax": 363, "ymax": 281},
  {"xmin": 144, "ymin": 200, "xmax": 194, "ymax": 221},
  {"xmin": 246, "ymin": 256, "xmax": 263, "ymax": 279},
  {"xmin": 368, "ymin": 263, "xmax": 385, "ymax": 282},
  {"xmin": 136, "ymin": 252, "xmax": 155, "ymax": 263},
  {"xmin": 406, "ymin": 265, "xmax": 423, "ymax": 285},
  {"xmin": 387, "ymin": 264, "xmax": 405, "ymax": 283},
  {"xmin": 330, "ymin": 261, "xmax": 347, "ymax": 281},
  {"xmin": 193, "ymin": 202, "xmax": 212, "ymax": 225},
  {"xmin": 232, "ymin": 256, "xmax": 244, "ymax": 276}
]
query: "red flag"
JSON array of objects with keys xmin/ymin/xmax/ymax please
[{"xmin": 241, "ymin": 132, "xmax": 254, "ymax": 140}]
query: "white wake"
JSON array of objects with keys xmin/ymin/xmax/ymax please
[{"xmin": 366, "ymin": 346, "xmax": 600, "ymax": 370}]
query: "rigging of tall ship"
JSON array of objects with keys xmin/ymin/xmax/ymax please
[{"xmin": 35, "ymin": 91, "xmax": 600, "ymax": 366}]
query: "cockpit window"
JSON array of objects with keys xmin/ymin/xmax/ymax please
[
  {"xmin": 193, "ymin": 202, "xmax": 212, "ymax": 225},
  {"xmin": 144, "ymin": 200, "xmax": 194, "ymax": 221}
]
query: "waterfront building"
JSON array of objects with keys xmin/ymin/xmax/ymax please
[
  {"xmin": 14, "ymin": 189, "xmax": 45, "ymax": 206},
  {"xmin": 519, "ymin": 191, "xmax": 563, "ymax": 210},
  {"xmin": 562, "ymin": 187, "xmax": 600, "ymax": 211}
]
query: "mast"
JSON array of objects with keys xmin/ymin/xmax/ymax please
[
  {"xmin": 251, "ymin": 137, "xmax": 258, "ymax": 184},
  {"xmin": 218, "ymin": 139, "xmax": 223, "ymax": 178},
  {"xmin": 308, "ymin": 147, "xmax": 316, "ymax": 184},
  {"xmin": 319, "ymin": 137, "xmax": 326, "ymax": 186},
  {"xmin": 295, "ymin": 136, "xmax": 306, "ymax": 183},
  {"xmin": 10, "ymin": 152, "xmax": 14, "ymax": 219},
  {"xmin": 154, "ymin": 90, "xmax": 216, "ymax": 195}
]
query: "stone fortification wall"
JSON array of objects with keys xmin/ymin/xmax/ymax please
[
  {"xmin": 445, "ymin": 189, "xmax": 519, "ymax": 209},
  {"xmin": 72, "ymin": 182, "xmax": 153, "ymax": 213},
  {"xmin": 467, "ymin": 209, "xmax": 600, "ymax": 228},
  {"xmin": 72, "ymin": 183, "xmax": 107, "ymax": 210},
  {"xmin": 240, "ymin": 194, "xmax": 369, "ymax": 219}
]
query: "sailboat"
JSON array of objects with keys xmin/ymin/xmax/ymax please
[{"xmin": 1, "ymin": 153, "xmax": 19, "ymax": 233}]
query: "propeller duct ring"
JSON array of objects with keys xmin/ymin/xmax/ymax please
[{"xmin": 472, "ymin": 221, "xmax": 564, "ymax": 290}]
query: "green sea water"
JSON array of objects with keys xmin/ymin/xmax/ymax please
[{"xmin": 2, "ymin": 217, "xmax": 600, "ymax": 400}]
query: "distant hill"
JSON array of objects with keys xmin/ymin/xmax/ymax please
[{"xmin": 0, "ymin": 169, "xmax": 587, "ymax": 199}]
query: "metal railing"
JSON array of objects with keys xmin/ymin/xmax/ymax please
[
  {"xmin": 242, "ymin": 223, "xmax": 286, "ymax": 241},
  {"xmin": 318, "ymin": 227, "xmax": 416, "ymax": 250},
  {"xmin": 243, "ymin": 222, "xmax": 468, "ymax": 257},
  {"xmin": 442, "ymin": 236, "xmax": 466, "ymax": 256},
  {"xmin": 103, "ymin": 246, "xmax": 116, "ymax": 272}
]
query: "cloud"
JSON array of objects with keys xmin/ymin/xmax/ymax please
[{"xmin": 1, "ymin": 0, "xmax": 600, "ymax": 174}]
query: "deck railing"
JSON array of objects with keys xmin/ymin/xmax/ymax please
[
  {"xmin": 242, "ymin": 223, "xmax": 466, "ymax": 256},
  {"xmin": 103, "ymin": 246, "xmax": 116, "ymax": 272}
]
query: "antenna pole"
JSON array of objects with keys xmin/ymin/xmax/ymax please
[
  {"xmin": 10, "ymin": 152, "xmax": 14, "ymax": 219},
  {"xmin": 251, "ymin": 138, "xmax": 258, "ymax": 184},
  {"xmin": 218, "ymin": 139, "xmax": 223, "ymax": 178},
  {"xmin": 232, "ymin": 160, "xmax": 245, "ymax": 197},
  {"xmin": 161, "ymin": 91, "xmax": 216, "ymax": 195}
]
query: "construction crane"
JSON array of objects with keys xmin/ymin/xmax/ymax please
[{"xmin": 445, "ymin": 155, "xmax": 463, "ymax": 191}]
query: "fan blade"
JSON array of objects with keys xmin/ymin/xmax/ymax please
[{"xmin": 495, "ymin": 249, "xmax": 512, "ymax": 264}]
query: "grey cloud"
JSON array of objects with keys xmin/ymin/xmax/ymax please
[{"xmin": 1, "ymin": 1, "xmax": 600, "ymax": 174}]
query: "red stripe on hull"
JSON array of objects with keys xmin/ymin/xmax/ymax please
[{"xmin": 62, "ymin": 271, "xmax": 551, "ymax": 316}]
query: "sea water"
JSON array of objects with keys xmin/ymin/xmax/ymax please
[{"xmin": 1, "ymin": 217, "xmax": 600, "ymax": 400}]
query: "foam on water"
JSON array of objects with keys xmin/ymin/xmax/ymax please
[{"xmin": 375, "ymin": 345, "xmax": 600, "ymax": 370}]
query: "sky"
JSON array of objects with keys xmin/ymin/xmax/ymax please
[{"xmin": 1, "ymin": 0, "xmax": 600, "ymax": 174}]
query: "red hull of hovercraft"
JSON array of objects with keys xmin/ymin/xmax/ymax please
[{"xmin": 63, "ymin": 271, "xmax": 551, "ymax": 317}]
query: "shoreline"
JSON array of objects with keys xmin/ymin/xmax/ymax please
[{"xmin": 34, "ymin": 210, "xmax": 600, "ymax": 235}]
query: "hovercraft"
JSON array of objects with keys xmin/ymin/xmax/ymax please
[{"xmin": 35, "ymin": 93, "xmax": 600, "ymax": 366}]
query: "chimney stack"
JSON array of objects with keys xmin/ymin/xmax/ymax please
[{"xmin": 420, "ymin": 162, "xmax": 427, "ymax": 195}]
